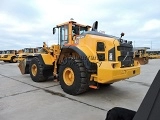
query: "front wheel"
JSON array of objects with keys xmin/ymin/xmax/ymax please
[
  {"xmin": 29, "ymin": 57, "xmax": 48, "ymax": 82},
  {"xmin": 58, "ymin": 58, "xmax": 90, "ymax": 95}
]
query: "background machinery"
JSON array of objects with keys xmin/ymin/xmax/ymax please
[
  {"xmin": 0, "ymin": 50, "xmax": 18, "ymax": 63},
  {"xmin": 134, "ymin": 47, "xmax": 150, "ymax": 65},
  {"xmin": 18, "ymin": 20, "xmax": 140, "ymax": 95},
  {"xmin": 146, "ymin": 50, "xmax": 160, "ymax": 59},
  {"xmin": 16, "ymin": 47, "xmax": 42, "ymax": 62}
]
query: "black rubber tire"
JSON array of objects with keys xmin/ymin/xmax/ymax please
[
  {"xmin": 58, "ymin": 58, "xmax": 90, "ymax": 95},
  {"xmin": 29, "ymin": 57, "xmax": 48, "ymax": 82},
  {"xmin": 10, "ymin": 57, "xmax": 17, "ymax": 63}
]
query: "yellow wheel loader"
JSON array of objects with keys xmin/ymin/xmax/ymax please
[
  {"xmin": 16, "ymin": 47, "xmax": 42, "ymax": 62},
  {"xmin": 18, "ymin": 20, "xmax": 140, "ymax": 95},
  {"xmin": 147, "ymin": 51, "xmax": 160, "ymax": 59},
  {"xmin": 0, "ymin": 50, "xmax": 18, "ymax": 63},
  {"xmin": 134, "ymin": 47, "xmax": 150, "ymax": 65}
]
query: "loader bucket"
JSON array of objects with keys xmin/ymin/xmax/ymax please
[
  {"xmin": 18, "ymin": 59, "xmax": 26, "ymax": 74},
  {"xmin": 133, "ymin": 70, "xmax": 160, "ymax": 120},
  {"xmin": 134, "ymin": 57, "xmax": 149, "ymax": 65}
]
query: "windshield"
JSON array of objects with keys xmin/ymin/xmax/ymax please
[
  {"xmin": 79, "ymin": 26, "xmax": 88, "ymax": 34},
  {"xmin": 60, "ymin": 25, "xmax": 68, "ymax": 47},
  {"xmin": 6, "ymin": 51, "xmax": 11, "ymax": 54},
  {"xmin": 36, "ymin": 47, "xmax": 42, "ymax": 53},
  {"xmin": 2, "ymin": 51, "xmax": 7, "ymax": 54},
  {"xmin": 6, "ymin": 50, "xmax": 14, "ymax": 54},
  {"xmin": 72, "ymin": 25, "xmax": 88, "ymax": 35},
  {"xmin": 24, "ymin": 48, "xmax": 33, "ymax": 53}
]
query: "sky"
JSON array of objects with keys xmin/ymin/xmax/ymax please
[{"xmin": 0, "ymin": 0, "xmax": 160, "ymax": 50}]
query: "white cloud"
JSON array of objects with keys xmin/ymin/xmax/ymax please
[
  {"xmin": 140, "ymin": 19, "xmax": 160, "ymax": 31},
  {"xmin": 0, "ymin": 0, "xmax": 160, "ymax": 50},
  {"xmin": 0, "ymin": 12, "xmax": 8, "ymax": 24}
]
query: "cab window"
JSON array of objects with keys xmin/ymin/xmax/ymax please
[
  {"xmin": 60, "ymin": 25, "xmax": 68, "ymax": 47},
  {"xmin": 79, "ymin": 26, "xmax": 88, "ymax": 34}
]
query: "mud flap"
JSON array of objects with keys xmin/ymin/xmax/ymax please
[
  {"xmin": 133, "ymin": 70, "xmax": 160, "ymax": 120},
  {"xmin": 18, "ymin": 59, "xmax": 26, "ymax": 74}
]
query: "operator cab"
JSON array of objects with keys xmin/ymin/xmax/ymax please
[
  {"xmin": 6, "ymin": 50, "xmax": 15, "ymax": 54},
  {"xmin": 23, "ymin": 48, "xmax": 33, "ymax": 53},
  {"xmin": 53, "ymin": 20, "xmax": 91, "ymax": 47},
  {"xmin": 2, "ymin": 51, "xmax": 7, "ymax": 54}
]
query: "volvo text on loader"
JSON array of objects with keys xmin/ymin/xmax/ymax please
[{"xmin": 18, "ymin": 20, "xmax": 140, "ymax": 95}]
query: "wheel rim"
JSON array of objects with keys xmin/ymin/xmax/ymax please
[
  {"xmin": 13, "ymin": 58, "xmax": 17, "ymax": 62},
  {"xmin": 63, "ymin": 67, "xmax": 74, "ymax": 86},
  {"xmin": 31, "ymin": 64, "xmax": 37, "ymax": 76}
]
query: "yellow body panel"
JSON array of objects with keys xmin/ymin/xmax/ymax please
[
  {"xmin": 91, "ymin": 61, "xmax": 140, "ymax": 83},
  {"xmin": 76, "ymin": 34, "xmax": 118, "ymax": 62},
  {"xmin": 0, "ymin": 54, "xmax": 15, "ymax": 61},
  {"xmin": 41, "ymin": 54, "xmax": 56, "ymax": 65},
  {"xmin": 16, "ymin": 53, "xmax": 34, "ymax": 61}
]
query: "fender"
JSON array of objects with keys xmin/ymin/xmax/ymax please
[{"xmin": 59, "ymin": 45, "xmax": 97, "ymax": 73}]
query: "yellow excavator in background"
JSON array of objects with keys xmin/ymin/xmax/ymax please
[
  {"xmin": 0, "ymin": 50, "xmax": 18, "ymax": 63},
  {"xmin": 18, "ymin": 20, "xmax": 140, "ymax": 95},
  {"xmin": 133, "ymin": 47, "xmax": 150, "ymax": 65}
]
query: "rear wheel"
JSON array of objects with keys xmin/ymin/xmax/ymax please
[
  {"xmin": 58, "ymin": 58, "xmax": 90, "ymax": 95},
  {"xmin": 10, "ymin": 57, "xmax": 17, "ymax": 63},
  {"xmin": 29, "ymin": 57, "xmax": 48, "ymax": 82}
]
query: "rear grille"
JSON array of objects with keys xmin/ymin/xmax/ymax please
[
  {"xmin": 118, "ymin": 56, "xmax": 133, "ymax": 61},
  {"xmin": 117, "ymin": 44, "xmax": 134, "ymax": 67},
  {"xmin": 96, "ymin": 42, "xmax": 105, "ymax": 61},
  {"xmin": 117, "ymin": 46, "xmax": 132, "ymax": 51}
]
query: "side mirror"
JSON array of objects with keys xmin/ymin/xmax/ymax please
[
  {"xmin": 119, "ymin": 32, "xmax": 125, "ymax": 41},
  {"xmin": 121, "ymin": 32, "xmax": 125, "ymax": 37},
  {"xmin": 92, "ymin": 21, "xmax": 98, "ymax": 31},
  {"xmin": 53, "ymin": 27, "xmax": 56, "ymax": 34}
]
